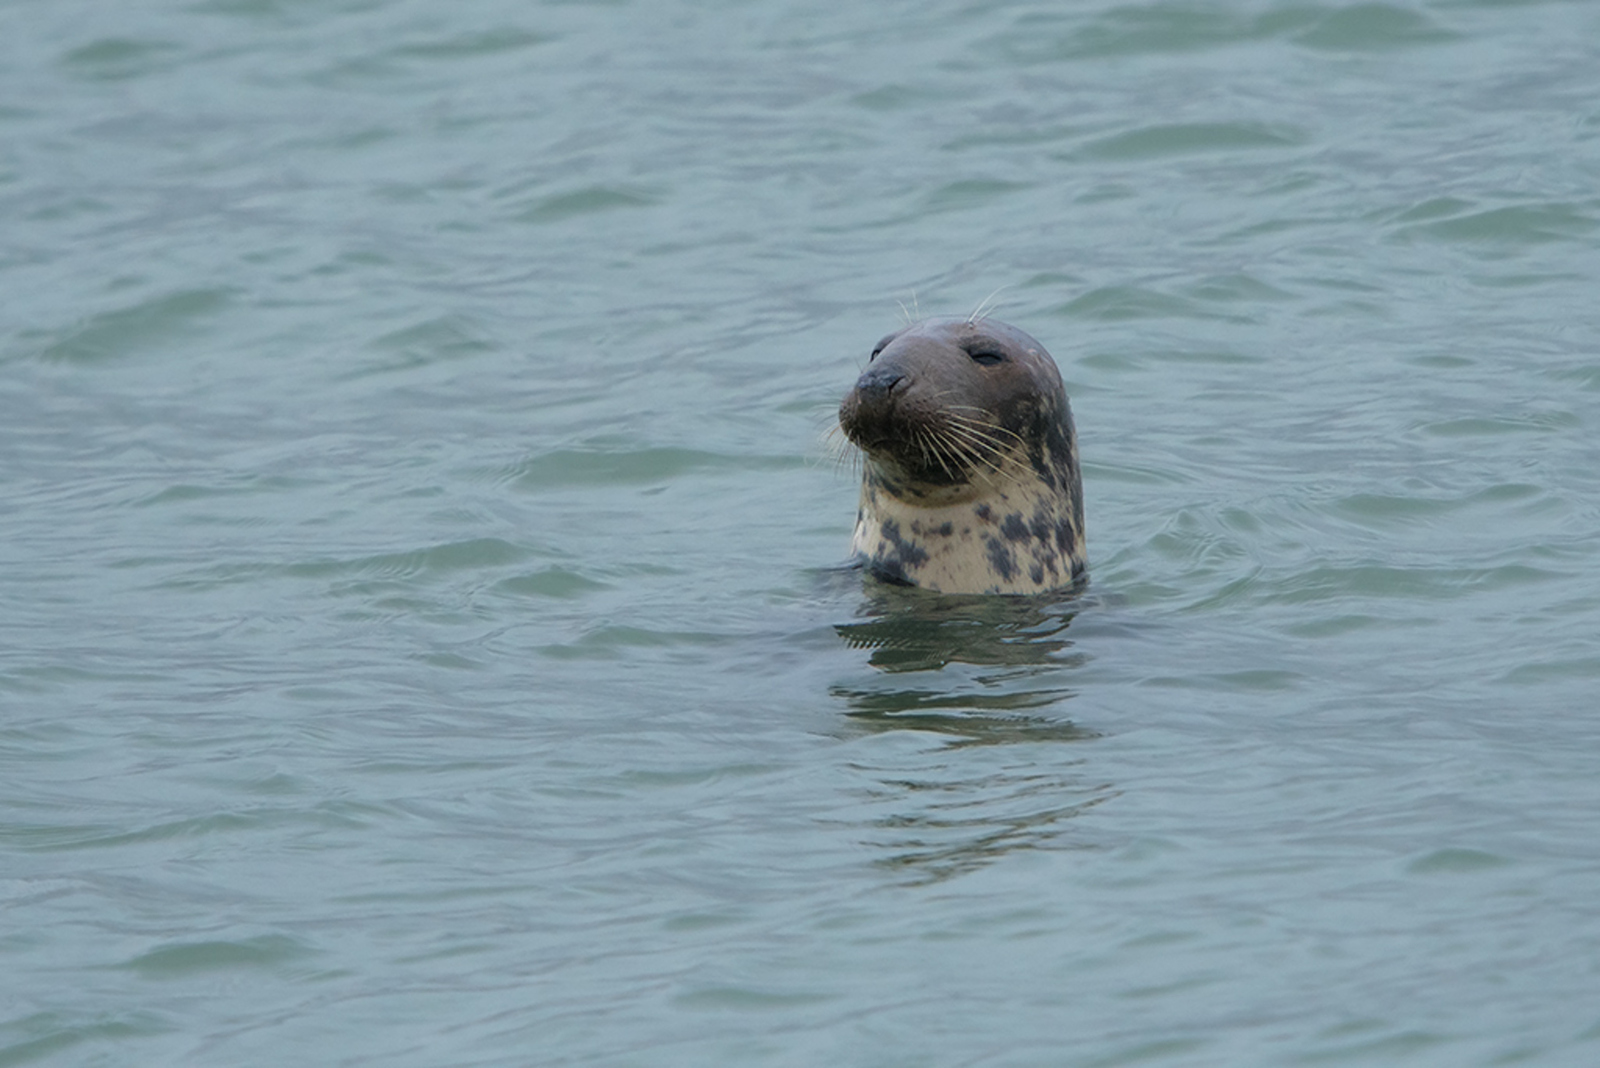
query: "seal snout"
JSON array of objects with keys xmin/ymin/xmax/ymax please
[
  {"xmin": 853, "ymin": 365, "xmax": 906, "ymax": 401},
  {"xmin": 839, "ymin": 363, "xmax": 912, "ymax": 454}
]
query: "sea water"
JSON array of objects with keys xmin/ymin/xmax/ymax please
[{"xmin": 4, "ymin": 0, "xmax": 1600, "ymax": 1064}]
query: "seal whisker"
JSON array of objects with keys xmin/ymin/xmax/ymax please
[
  {"xmin": 940, "ymin": 403, "xmax": 1019, "ymax": 425},
  {"xmin": 967, "ymin": 285, "xmax": 1010, "ymax": 325},
  {"xmin": 946, "ymin": 430, "xmax": 1025, "ymax": 463},
  {"xmin": 932, "ymin": 423, "xmax": 976, "ymax": 478},
  {"xmin": 911, "ymin": 427, "xmax": 944, "ymax": 478},
  {"xmin": 820, "ymin": 421, "xmax": 863, "ymax": 476},
  {"xmin": 922, "ymin": 428, "xmax": 959, "ymax": 482},
  {"xmin": 923, "ymin": 396, "xmax": 1032, "ymax": 451},
  {"xmin": 921, "ymin": 425, "xmax": 966, "ymax": 479},
  {"xmin": 939, "ymin": 420, "xmax": 1010, "ymax": 458},
  {"xmin": 823, "ymin": 421, "xmax": 858, "ymax": 456},
  {"xmin": 940, "ymin": 406, "xmax": 1031, "ymax": 443},
  {"xmin": 925, "ymin": 429, "xmax": 962, "ymax": 483},
  {"xmin": 896, "ymin": 291, "xmax": 923, "ymax": 327},
  {"xmin": 942, "ymin": 408, "xmax": 1022, "ymax": 434},
  {"xmin": 941, "ymin": 415, "xmax": 1027, "ymax": 454},
  {"xmin": 942, "ymin": 408, "xmax": 1026, "ymax": 439},
  {"xmin": 934, "ymin": 415, "xmax": 1002, "ymax": 452},
  {"xmin": 937, "ymin": 421, "xmax": 1032, "ymax": 492}
]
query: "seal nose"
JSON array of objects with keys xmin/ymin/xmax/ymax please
[{"xmin": 854, "ymin": 365, "xmax": 905, "ymax": 401}]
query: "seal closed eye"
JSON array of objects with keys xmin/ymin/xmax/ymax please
[{"xmin": 838, "ymin": 316, "xmax": 1086, "ymax": 595}]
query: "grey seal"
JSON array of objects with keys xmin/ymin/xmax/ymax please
[{"xmin": 838, "ymin": 316, "xmax": 1086, "ymax": 595}]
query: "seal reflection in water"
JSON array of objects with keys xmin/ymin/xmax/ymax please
[{"xmin": 838, "ymin": 317, "xmax": 1086, "ymax": 595}]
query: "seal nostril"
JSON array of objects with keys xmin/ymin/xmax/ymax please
[{"xmin": 855, "ymin": 367, "xmax": 905, "ymax": 399}]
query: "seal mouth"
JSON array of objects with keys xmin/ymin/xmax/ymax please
[
  {"xmin": 850, "ymin": 431, "xmax": 897, "ymax": 455},
  {"xmin": 839, "ymin": 395, "xmax": 918, "ymax": 466},
  {"xmin": 841, "ymin": 406, "xmax": 983, "ymax": 489},
  {"xmin": 838, "ymin": 390, "xmax": 892, "ymax": 452}
]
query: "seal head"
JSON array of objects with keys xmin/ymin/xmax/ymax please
[{"xmin": 838, "ymin": 317, "xmax": 1085, "ymax": 595}]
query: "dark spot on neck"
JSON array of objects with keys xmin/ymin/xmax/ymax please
[
  {"xmin": 984, "ymin": 536, "xmax": 1016, "ymax": 582},
  {"xmin": 1055, "ymin": 517, "xmax": 1076, "ymax": 552},
  {"xmin": 867, "ymin": 559, "xmax": 913, "ymax": 586},
  {"xmin": 878, "ymin": 517, "xmax": 929, "ymax": 567}
]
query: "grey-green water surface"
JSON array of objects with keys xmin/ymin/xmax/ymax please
[{"xmin": 5, "ymin": 0, "xmax": 1600, "ymax": 1064}]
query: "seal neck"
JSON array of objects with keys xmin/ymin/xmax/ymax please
[{"xmin": 862, "ymin": 460, "xmax": 989, "ymax": 507}]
